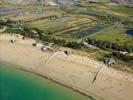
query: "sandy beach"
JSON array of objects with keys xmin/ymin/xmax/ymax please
[{"xmin": 0, "ymin": 34, "xmax": 133, "ymax": 100}]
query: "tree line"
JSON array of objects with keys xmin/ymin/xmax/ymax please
[
  {"xmin": 1, "ymin": 19, "xmax": 132, "ymax": 54},
  {"xmin": 86, "ymin": 38, "xmax": 133, "ymax": 53}
]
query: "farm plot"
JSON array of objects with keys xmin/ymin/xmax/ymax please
[
  {"xmin": 90, "ymin": 27, "xmax": 133, "ymax": 46},
  {"xmin": 73, "ymin": 24, "xmax": 110, "ymax": 38},
  {"xmin": 8, "ymin": 8, "xmax": 62, "ymax": 22},
  {"xmin": 0, "ymin": 7, "xmax": 23, "ymax": 16},
  {"xmin": 27, "ymin": 16, "xmax": 95, "ymax": 35},
  {"xmin": 62, "ymin": 24, "xmax": 109, "ymax": 39}
]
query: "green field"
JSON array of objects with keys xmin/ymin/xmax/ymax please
[
  {"xmin": 110, "ymin": 6, "xmax": 133, "ymax": 15},
  {"xmin": 90, "ymin": 27, "xmax": 133, "ymax": 46}
]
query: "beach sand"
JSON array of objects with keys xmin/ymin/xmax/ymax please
[{"xmin": 0, "ymin": 34, "xmax": 133, "ymax": 100}]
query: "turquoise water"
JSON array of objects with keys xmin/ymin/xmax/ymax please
[{"xmin": 0, "ymin": 63, "xmax": 94, "ymax": 100}]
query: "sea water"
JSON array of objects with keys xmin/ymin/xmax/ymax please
[{"xmin": 0, "ymin": 63, "xmax": 94, "ymax": 100}]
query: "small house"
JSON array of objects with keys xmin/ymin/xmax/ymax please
[
  {"xmin": 105, "ymin": 58, "xmax": 116, "ymax": 66},
  {"xmin": 32, "ymin": 42, "xmax": 44, "ymax": 48},
  {"xmin": 41, "ymin": 46, "xmax": 48, "ymax": 52}
]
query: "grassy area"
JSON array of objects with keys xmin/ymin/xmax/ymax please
[
  {"xmin": 110, "ymin": 6, "xmax": 133, "ymax": 15},
  {"xmin": 90, "ymin": 27, "xmax": 133, "ymax": 46}
]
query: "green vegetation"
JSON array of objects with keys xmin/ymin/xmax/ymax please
[
  {"xmin": 110, "ymin": 6, "xmax": 133, "ymax": 15},
  {"xmin": 64, "ymin": 6, "xmax": 120, "ymax": 22},
  {"xmin": 90, "ymin": 27, "xmax": 133, "ymax": 46},
  {"xmin": 86, "ymin": 37, "xmax": 133, "ymax": 52},
  {"xmin": 27, "ymin": 16, "xmax": 94, "ymax": 35}
]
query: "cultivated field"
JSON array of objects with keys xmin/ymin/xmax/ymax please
[{"xmin": 0, "ymin": 1, "xmax": 133, "ymax": 43}]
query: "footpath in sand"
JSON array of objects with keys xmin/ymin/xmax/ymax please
[{"xmin": 0, "ymin": 34, "xmax": 133, "ymax": 100}]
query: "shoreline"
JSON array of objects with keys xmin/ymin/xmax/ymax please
[
  {"xmin": 0, "ymin": 34, "xmax": 133, "ymax": 100},
  {"xmin": 0, "ymin": 61, "xmax": 97, "ymax": 100}
]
